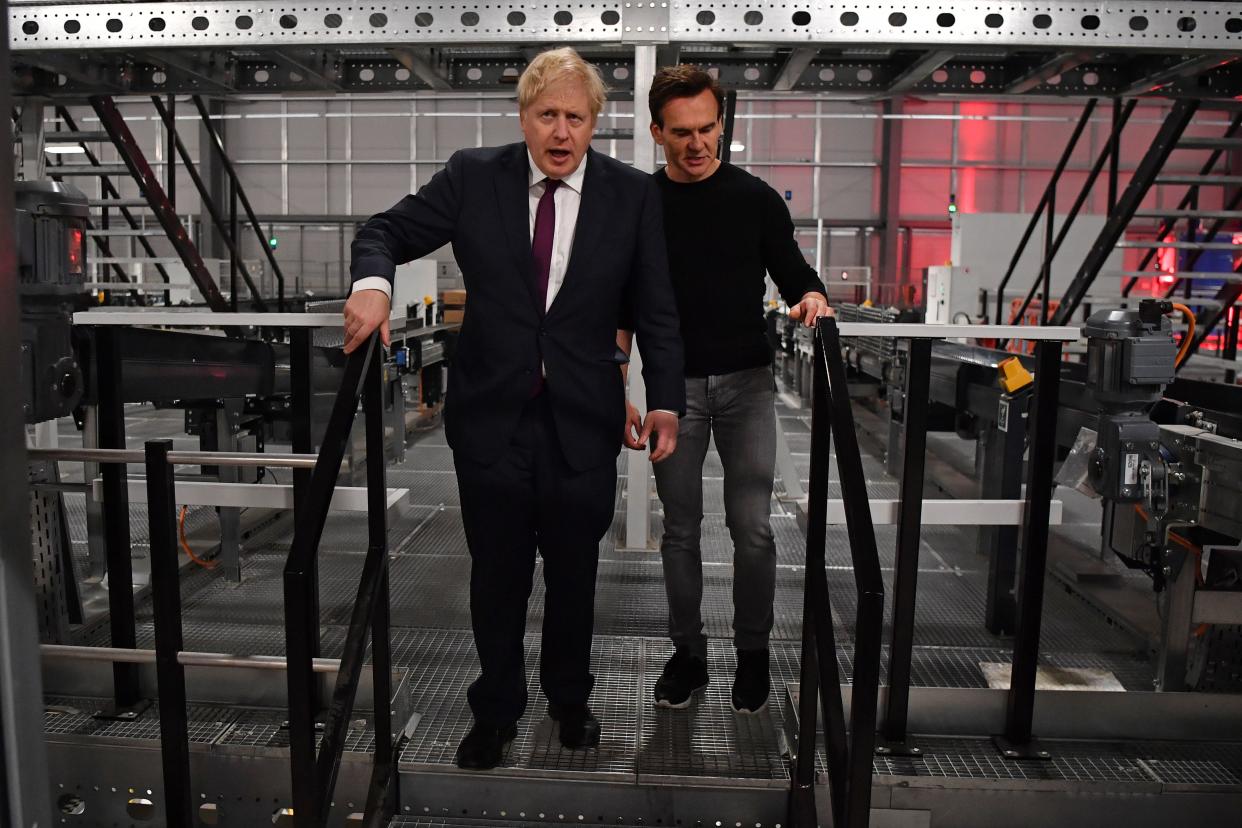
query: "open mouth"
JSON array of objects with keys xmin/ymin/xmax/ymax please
[{"xmin": 548, "ymin": 148, "xmax": 572, "ymax": 163}]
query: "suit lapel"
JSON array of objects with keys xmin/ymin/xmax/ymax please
[
  {"xmin": 494, "ymin": 143, "xmax": 542, "ymax": 314},
  {"xmin": 550, "ymin": 149, "xmax": 611, "ymax": 316}
]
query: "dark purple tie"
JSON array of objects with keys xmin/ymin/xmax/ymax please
[
  {"xmin": 530, "ymin": 178, "xmax": 560, "ymax": 396},
  {"xmin": 532, "ymin": 178, "xmax": 561, "ymax": 310}
]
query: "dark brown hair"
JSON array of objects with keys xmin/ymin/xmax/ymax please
[{"xmin": 648, "ymin": 65, "xmax": 723, "ymax": 128}]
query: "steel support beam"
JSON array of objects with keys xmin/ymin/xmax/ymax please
[
  {"xmin": 772, "ymin": 47, "xmax": 817, "ymax": 92},
  {"xmin": 884, "ymin": 50, "xmax": 953, "ymax": 96},
  {"xmin": 877, "ymin": 97, "xmax": 904, "ymax": 305},
  {"xmin": 0, "ymin": 1, "xmax": 55, "ymax": 821},
  {"xmin": 1122, "ymin": 55, "xmax": 1237, "ymax": 97},
  {"xmin": 390, "ymin": 47, "xmax": 451, "ymax": 91},
  {"xmin": 624, "ymin": 43, "xmax": 658, "ymax": 551},
  {"xmin": 1006, "ymin": 52, "xmax": 1092, "ymax": 94}
]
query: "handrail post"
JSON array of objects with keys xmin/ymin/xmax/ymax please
[
  {"xmin": 995, "ymin": 340, "xmax": 1063, "ymax": 759},
  {"xmin": 879, "ymin": 338, "xmax": 931, "ymax": 753},
  {"xmin": 363, "ymin": 343, "xmax": 396, "ymax": 819},
  {"xmin": 283, "ymin": 334, "xmax": 378, "ymax": 827},
  {"xmin": 145, "ymin": 439, "xmax": 194, "ymax": 827},
  {"xmin": 94, "ymin": 327, "xmax": 148, "ymax": 718},
  {"xmin": 789, "ymin": 322, "xmax": 848, "ymax": 828},
  {"xmin": 819, "ymin": 319, "xmax": 884, "ymax": 828}
]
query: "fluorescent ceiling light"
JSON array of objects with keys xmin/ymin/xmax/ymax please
[
  {"xmin": 729, "ymin": 141, "xmax": 745, "ymax": 153},
  {"xmin": 45, "ymin": 145, "xmax": 86, "ymax": 154}
]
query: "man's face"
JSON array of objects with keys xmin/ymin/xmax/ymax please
[
  {"xmin": 520, "ymin": 76, "xmax": 597, "ymax": 179},
  {"xmin": 650, "ymin": 89, "xmax": 722, "ymax": 183}
]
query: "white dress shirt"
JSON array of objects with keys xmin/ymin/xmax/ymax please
[{"xmin": 349, "ymin": 148, "xmax": 587, "ymax": 305}]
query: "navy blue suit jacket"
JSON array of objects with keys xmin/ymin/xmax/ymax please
[{"xmin": 351, "ymin": 142, "xmax": 685, "ymax": 471}]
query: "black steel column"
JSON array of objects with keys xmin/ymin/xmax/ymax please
[
  {"xmin": 165, "ymin": 94, "xmax": 176, "ymax": 209},
  {"xmin": 145, "ymin": 440, "xmax": 193, "ymax": 828},
  {"xmin": 1041, "ymin": 189, "xmax": 1054, "ymax": 325},
  {"xmin": 997, "ymin": 341, "xmax": 1062, "ymax": 758},
  {"xmin": 880, "ymin": 339, "xmax": 931, "ymax": 750},
  {"xmin": 1108, "ymin": 98, "xmax": 1121, "ymax": 214},
  {"xmin": 95, "ymin": 327, "xmax": 144, "ymax": 712},
  {"xmin": 878, "ymin": 98, "xmax": 904, "ymax": 307},
  {"xmin": 290, "ymin": 327, "xmax": 321, "ymax": 665}
]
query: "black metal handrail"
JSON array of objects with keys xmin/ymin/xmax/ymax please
[
  {"xmin": 993, "ymin": 99, "xmax": 1097, "ymax": 327},
  {"xmin": 284, "ymin": 332, "xmax": 396, "ymax": 826},
  {"xmin": 1121, "ymin": 111, "xmax": 1242, "ymax": 299},
  {"xmin": 149, "ymin": 95, "xmax": 270, "ymax": 312},
  {"xmin": 790, "ymin": 317, "xmax": 885, "ymax": 828},
  {"xmin": 792, "ymin": 322, "xmax": 1066, "ymax": 825},
  {"xmin": 132, "ymin": 331, "xmax": 396, "ymax": 827},
  {"xmin": 192, "ymin": 95, "xmax": 288, "ymax": 312},
  {"xmin": 1001, "ymin": 99, "xmax": 1138, "ymax": 344}
]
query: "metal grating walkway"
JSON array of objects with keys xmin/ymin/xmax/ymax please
[{"xmin": 47, "ymin": 398, "xmax": 1242, "ymax": 818}]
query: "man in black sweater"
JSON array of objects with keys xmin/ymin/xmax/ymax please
[{"xmin": 621, "ymin": 65, "xmax": 831, "ymax": 713}]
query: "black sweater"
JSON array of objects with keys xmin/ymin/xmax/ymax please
[{"xmin": 652, "ymin": 163, "xmax": 827, "ymax": 377}]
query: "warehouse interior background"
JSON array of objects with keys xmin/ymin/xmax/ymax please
[{"xmin": 4, "ymin": 3, "xmax": 1242, "ymax": 828}]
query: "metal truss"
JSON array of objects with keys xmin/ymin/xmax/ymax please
[{"xmin": 9, "ymin": 2, "xmax": 1242, "ymax": 97}]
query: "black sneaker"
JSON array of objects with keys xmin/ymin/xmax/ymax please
[
  {"xmin": 654, "ymin": 649, "xmax": 709, "ymax": 709},
  {"xmin": 732, "ymin": 648, "xmax": 770, "ymax": 714}
]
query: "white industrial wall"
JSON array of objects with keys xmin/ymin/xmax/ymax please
[{"xmin": 46, "ymin": 94, "xmax": 1233, "ymax": 302}]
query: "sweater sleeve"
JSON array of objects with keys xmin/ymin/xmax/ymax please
[{"xmin": 759, "ymin": 183, "xmax": 828, "ymax": 306}]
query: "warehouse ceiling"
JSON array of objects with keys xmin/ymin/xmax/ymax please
[{"xmin": 8, "ymin": 1, "xmax": 1242, "ymax": 99}]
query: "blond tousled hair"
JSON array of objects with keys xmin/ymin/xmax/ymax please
[{"xmin": 517, "ymin": 47, "xmax": 607, "ymax": 118}]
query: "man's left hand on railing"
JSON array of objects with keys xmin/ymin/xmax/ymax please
[
  {"xmin": 788, "ymin": 291, "xmax": 834, "ymax": 328},
  {"xmin": 343, "ymin": 289, "xmax": 391, "ymax": 353}
]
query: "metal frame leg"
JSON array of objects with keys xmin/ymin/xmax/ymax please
[
  {"xmin": 289, "ymin": 328, "xmax": 322, "ymax": 664},
  {"xmin": 1156, "ymin": 549, "xmax": 1196, "ymax": 692},
  {"xmin": 996, "ymin": 341, "xmax": 1062, "ymax": 759},
  {"xmin": 94, "ymin": 327, "xmax": 149, "ymax": 719},
  {"xmin": 879, "ymin": 338, "xmax": 931, "ymax": 755},
  {"xmin": 145, "ymin": 440, "xmax": 193, "ymax": 827}
]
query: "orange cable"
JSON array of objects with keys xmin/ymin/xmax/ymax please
[
  {"xmin": 178, "ymin": 506, "xmax": 218, "ymax": 570},
  {"xmin": 1171, "ymin": 302, "xmax": 1196, "ymax": 367}
]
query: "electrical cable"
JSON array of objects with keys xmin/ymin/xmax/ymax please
[
  {"xmin": 1170, "ymin": 302, "xmax": 1196, "ymax": 367},
  {"xmin": 178, "ymin": 506, "xmax": 218, "ymax": 570}
]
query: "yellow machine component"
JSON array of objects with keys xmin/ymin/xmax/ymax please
[{"xmin": 998, "ymin": 356, "xmax": 1034, "ymax": 393}]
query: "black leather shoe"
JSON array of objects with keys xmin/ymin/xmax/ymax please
[
  {"xmin": 547, "ymin": 703, "xmax": 601, "ymax": 749},
  {"xmin": 455, "ymin": 720, "xmax": 517, "ymax": 770}
]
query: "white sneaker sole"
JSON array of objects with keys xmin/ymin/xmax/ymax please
[
  {"xmin": 731, "ymin": 698, "xmax": 769, "ymax": 715},
  {"xmin": 653, "ymin": 682, "xmax": 709, "ymax": 710}
]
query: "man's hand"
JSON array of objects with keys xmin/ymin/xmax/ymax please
[
  {"xmin": 788, "ymin": 291, "xmax": 834, "ymax": 328},
  {"xmin": 343, "ymin": 289, "xmax": 392, "ymax": 353},
  {"xmin": 639, "ymin": 410, "xmax": 679, "ymax": 463},
  {"xmin": 623, "ymin": 400, "xmax": 644, "ymax": 450}
]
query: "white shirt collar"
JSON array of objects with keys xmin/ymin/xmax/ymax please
[{"xmin": 526, "ymin": 147, "xmax": 587, "ymax": 194}]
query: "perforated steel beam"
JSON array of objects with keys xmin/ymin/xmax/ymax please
[{"xmin": 9, "ymin": 2, "xmax": 1242, "ymax": 52}]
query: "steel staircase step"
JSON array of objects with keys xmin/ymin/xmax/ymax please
[
  {"xmin": 88, "ymin": 198, "xmax": 150, "ymax": 208},
  {"xmin": 1133, "ymin": 209, "xmax": 1242, "ymax": 220},
  {"xmin": 1115, "ymin": 240, "xmax": 1240, "ymax": 250},
  {"xmin": 85, "ymin": 228, "xmax": 166, "ymax": 237},
  {"xmin": 49, "ymin": 164, "xmax": 131, "ymax": 177},
  {"xmin": 45, "ymin": 131, "xmax": 112, "ymax": 143},
  {"xmin": 1154, "ymin": 175, "xmax": 1242, "ymax": 186},
  {"xmin": 1178, "ymin": 137, "xmax": 1242, "ymax": 150},
  {"xmin": 1118, "ymin": 271, "xmax": 1242, "ymax": 282}
]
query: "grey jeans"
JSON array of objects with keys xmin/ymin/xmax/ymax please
[{"xmin": 653, "ymin": 365, "xmax": 777, "ymax": 659}]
